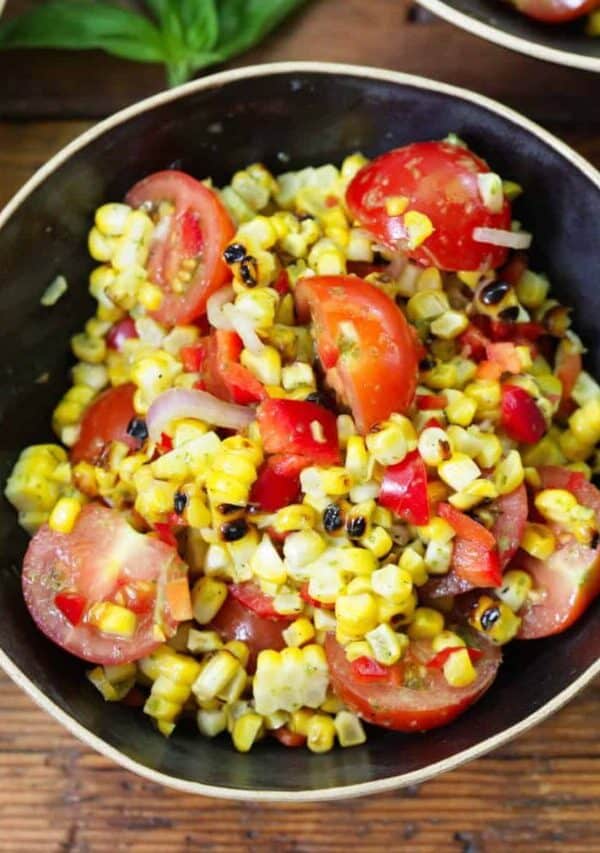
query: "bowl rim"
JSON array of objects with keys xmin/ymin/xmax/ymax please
[
  {"xmin": 1, "ymin": 60, "xmax": 599, "ymax": 801},
  {"xmin": 416, "ymin": 0, "xmax": 600, "ymax": 73}
]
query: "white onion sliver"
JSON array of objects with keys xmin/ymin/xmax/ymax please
[
  {"xmin": 472, "ymin": 227, "xmax": 532, "ymax": 250},
  {"xmin": 207, "ymin": 284, "xmax": 235, "ymax": 330},
  {"xmin": 223, "ymin": 304, "xmax": 264, "ymax": 354},
  {"xmin": 146, "ymin": 388, "xmax": 254, "ymax": 440}
]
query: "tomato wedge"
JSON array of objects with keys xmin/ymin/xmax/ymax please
[
  {"xmin": 22, "ymin": 504, "xmax": 183, "ymax": 665},
  {"xmin": 345, "ymin": 141, "xmax": 511, "ymax": 271},
  {"xmin": 71, "ymin": 383, "xmax": 139, "ymax": 465},
  {"xmin": 517, "ymin": 467, "xmax": 600, "ymax": 639},
  {"xmin": 210, "ymin": 591, "xmax": 287, "ymax": 671},
  {"xmin": 202, "ymin": 330, "xmax": 266, "ymax": 405},
  {"xmin": 511, "ymin": 0, "xmax": 598, "ymax": 22},
  {"xmin": 256, "ymin": 399, "xmax": 341, "ymax": 465},
  {"xmin": 295, "ymin": 275, "xmax": 418, "ymax": 432},
  {"xmin": 325, "ymin": 634, "xmax": 501, "ymax": 731},
  {"xmin": 125, "ymin": 171, "xmax": 235, "ymax": 326}
]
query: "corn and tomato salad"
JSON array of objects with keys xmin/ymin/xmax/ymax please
[{"xmin": 6, "ymin": 137, "xmax": 600, "ymax": 754}]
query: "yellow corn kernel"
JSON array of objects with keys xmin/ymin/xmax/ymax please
[
  {"xmin": 308, "ymin": 238, "xmax": 346, "ymax": 275},
  {"xmin": 432, "ymin": 630, "xmax": 465, "ymax": 653},
  {"xmin": 494, "ymin": 450, "xmax": 525, "ymax": 495},
  {"xmin": 345, "ymin": 435, "xmax": 370, "ymax": 482},
  {"xmin": 47, "ymin": 496, "xmax": 82, "ymax": 534},
  {"xmin": 421, "ymin": 362, "xmax": 458, "ymax": 390},
  {"xmin": 88, "ymin": 602, "xmax": 137, "ymax": 638},
  {"xmin": 300, "ymin": 466, "xmax": 352, "ymax": 498},
  {"xmin": 370, "ymin": 564, "xmax": 413, "ymax": 604},
  {"xmin": 559, "ymin": 429, "xmax": 592, "ymax": 463},
  {"xmin": 240, "ymin": 345, "xmax": 281, "ymax": 387},
  {"xmin": 187, "ymin": 629, "xmax": 223, "ymax": 654},
  {"xmin": 71, "ymin": 332, "xmax": 106, "ymax": 364},
  {"xmin": 404, "ymin": 210, "xmax": 434, "ymax": 249},
  {"xmin": 337, "ymin": 547, "xmax": 376, "ymax": 577},
  {"xmin": 334, "ymin": 710, "xmax": 367, "ymax": 747},
  {"xmin": 231, "ymin": 712, "xmax": 263, "ymax": 753},
  {"xmin": 197, "ymin": 708, "xmax": 228, "ymax": 738},
  {"xmin": 192, "ymin": 650, "xmax": 241, "ymax": 703},
  {"xmin": 282, "ymin": 617, "xmax": 315, "ymax": 648},
  {"xmin": 306, "ymin": 714, "xmax": 336, "ymax": 753},
  {"xmin": 361, "ymin": 526, "xmax": 393, "ymax": 559},
  {"xmin": 283, "ymin": 529, "xmax": 326, "ymax": 570},
  {"xmin": 535, "ymin": 488, "xmax": 596, "ymax": 544},
  {"xmin": 449, "ymin": 478, "xmax": 498, "ymax": 511},
  {"xmin": 191, "ymin": 577, "xmax": 228, "ymax": 624},
  {"xmin": 443, "ymin": 648, "xmax": 477, "ymax": 688},
  {"xmin": 495, "ymin": 569, "xmax": 533, "ymax": 612},
  {"xmin": 445, "ymin": 392, "xmax": 478, "ymax": 427},
  {"xmin": 344, "ymin": 640, "xmax": 373, "ymax": 662},
  {"xmin": 516, "ymin": 270, "xmax": 549, "ymax": 309},
  {"xmin": 250, "ymin": 534, "xmax": 287, "ymax": 585},
  {"xmin": 430, "ymin": 310, "xmax": 469, "ymax": 340},
  {"xmin": 408, "ymin": 607, "xmax": 445, "ymax": 640},
  {"xmin": 521, "ymin": 523, "xmax": 556, "ymax": 560},
  {"xmin": 399, "ymin": 547, "xmax": 428, "ymax": 586},
  {"xmin": 335, "ymin": 593, "xmax": 379, "ymax": 637},
  {"xmin": 469, "ymin": 594, "xmax": 521, "ymax": 645},
  {"xmin": 377, "ymin": 588, "xmax": 417, "ymax": 623},
  {"xmin": 417, "ymin": 426, "xmax": 451, "ymax": 467},
  {"xmin": 464, "ymin": 379, "xmax": 501, "ymax": 414},
  {"xmin": 417, "ymin": 516, "xmax": 456, "ymax": 545},
  {"xmin": 385, "ymin": 195, "xmax": 410, "ymax": 216},
  {"xmin": 569, "ymin": 399, "xmax": 600, "ymax": 447},
  {"xmin": 272, "ymin": 503, "xmax": 316, "ymax": 534},
  {"xmin": 365, "ymin": 623, "xmax": 408, "ymax": 665},
  {"xmin": 438, "ymin": 453, "xmax": 481, "ymax": 492},
  {"xmin": 522, "ymin": 435, "xmax": 566, "ymax": 468},
  {"xmin": 289, "ymin": 708, "xmax": 314, "ymax": 737},
  {"xmin": 407, "ymin": 289, "xmax": 450, "ymax": 322},
  {"xmin": 138, "ymin": 282, "xmax": 164, "ymax": 311},
  {"xmin": 345, "ymin": 576, "xmax": 372, "ymax": 595}
]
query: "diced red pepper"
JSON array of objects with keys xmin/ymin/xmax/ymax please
[
  {"xmin": 272, "ymin": 727, "xmax": 306, "ymax": 748},
  {"xmin": 501, "ymin": 384, "xmax": 546, "ymax": 444},
  {"xmin": 423, "ymin": 417, "xmax": 444, "ymax": 430},
  {"xmin": 154, "ymin": 522, "xmax": 178, "ymax": 548},
  {"xmin": 438, "ymin": 503, "xmax": 496, "ymax": 549},
  {"xmin": 202, "ymin": 330, "xmax": 266, "ymax": 405},
  {"xmin": 180, "ymin": 210, "xmax": 204, "ymax": 256},
  {"xmin": 427, "ymin": 646, "xmax": 483, "ymax": 669},
  {"xmin": 156, "ymin": 432, "xmax": 173, "ymax": 455},
  {"xmin": 228, "ymin": 582, "xmax": 293, "ymax": 622},
  {"xmin": 106, "ymin": 317, "xmax": 138, "ymax": 351},
  {"xmin": 459, "ymin": 323, "xmax": 490, "ymax": 361},
  {"xmin": 378, "ymin": 450, "xmax": 430, "ymax": 526},
  {"xmin": 256, "ymin": 399, "xmax": 341, "ymax": 465},
  {"xmin": 485, "ymin": 342, "xmax": 521, "ymax": 374},
  {"xmin": 249, "ymin": 454, "xmax": 309, "ymax": 512},
  {"xmin": 118, "ymin": 581, "xmax": 155, "ymax": 615},
  {"xmin": 273, "ymin": 269, "xmax": 291, "ymax": 296},
  {"xmin": 180, "ymin": 344, "xmax": 206, "ymax": 373},
  {"xmin": 490, "ymin": 320, "xmax": 546, "ymax": 342},
  {"xmin": 416, "ymin": 394, "xmax": 448, "ymax": 410},
  {"xmin": 299, "ymin": 582, "xmax": 335, "ymax": 611},
  {"xmin": 54, "ymin": 591, "xmax": 87, "ymax": 626},
  {"xmin": 350, "ymin": 656, "xmax": 392, "ymax": 682}
]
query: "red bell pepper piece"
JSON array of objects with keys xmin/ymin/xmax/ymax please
[
  {"xmin": 249, "ymin": 454, "xmax": 309, "ymax": 512},
  {"xmin": 156, "ymin": 432, "xmax": 173, "ymax": 455},
  {"xmin": 416, "ymin": 394, "xmax": 448, "ymax": 410},
  {"xmin": 273, "ymin": 269, "xmax": 291, "ymax": 295},
  {"xmin": 54, "ymin": 591, "xmax": 87, "ymax": 626},
  {"xmin": 256, "ymin": 399, "xmax": 341, "ymax": 465},
  {"xmin": 350, "ymin": 656, "xmax": 392, "ymax": 682},
  {"xmin": 228, "ymin": 582, "xmax": 293, "ymax": 622},
  {"xmin": 180, "ymin": 344, "xmax": 206, "ymax": 373},
  {"xmin": 106, "ymin": 317, "xmax": 138, "ymax": 351},
  {"xmin": 438, "ymin": 503, "xmax": 496, "ymax": 549},
  {"xmin": 438, "ymin": 502, "xmax": 501, "ymax": 587},
  {"xmin": 427, "ymin": 646, "xmax": 483, "ymax": 669},
  {"xmin": 459, "ymin": 323, "xmax": 490, "ymax": 361},
  {"xmin": 378, "ymin": 450, "xmax": 430, "ymax": 526},
  {"xmin": 202, "ymin": 330, "xmax": 266, "ymax": 405},
  {"xmin": 501, "ymin": 384, "xmax": 546, "ymax": 444}
]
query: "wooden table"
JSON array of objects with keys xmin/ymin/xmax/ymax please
[{"xmin": 1, "ymin": 1, "xmax": 599, "ymax": 849}]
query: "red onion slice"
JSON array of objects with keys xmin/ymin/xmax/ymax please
[
  {"xmin": 146, "ymin": 388, "xmax": 254, "ymax": 440},
  {"xmin": 472, "ymin": 227, "xmax": 532, "ymax": 250}
]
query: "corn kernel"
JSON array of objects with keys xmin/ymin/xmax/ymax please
[
  {"xmin": 449, "ymin": 478, "xmax": 498, "ymax": 511},
  {"xmin": 365, "ymin": 623, "xmax": 408, "ymax": 665},
  {"xmin": 88, "ymin": 602, "xmax": 137, "ymax": 638},
  {"xmin": 334, "ymin": 711, "xmax": 366, "ymax": 747},
  {"xmin": 47, "ymin": 496, "xmax": 82, "ymax": 534},
  {"xmin": 569, "ymin": 400, "xmax": 600, "ymax": 447},
  {"xmin": 192, "ymin": 650, "xmax": 241, "ymax": 703},
  {"xmin": 404, "ymin": 210, "xmax": 434, "ymax": 249},
  {"xmin": 232, "ymin": 713, "xmax": 263, "ymax": 753},
  {"xmin": 521, "ymin": 522, "xmax": 556, "ymax": 560},
  {"xmin": 282, "ymin": 617, "xmax": 315, "ymax": 647},
  {"xmin": 408, "ymin": 607, "xmax": 445, "ymax": 640},
  {"xmin": 335, "ymin": 593, "xmax": 379, "ymax": 637},
  {"xmin": 361, "ymin": 526, "xmax": 393, "ymax": 558},
  {"xmin": 438, "ymin": 453, "xmax": 481, "ymax": 491},
  {"xmin": 443, "ymin": 648, "xmax": 477, "ymax": 687},
  {"xmin": 495, "ymin": 569, "xmax": 533, "ymax": 612},
  {"xmin": 407, "ymin": 290, "xmax": 450, "ymax": 322},
  {"xmin": 191, "ymin": 577, "xmax": 228, "ymax": 624},
  {"xmin": 370, "ymin": 564, "xmax": 413, "ymax": 603},
  {"xmin": 445, "ymin": 392, "xmax": 478, "ymax": 427},
  {"xmin": 431, "ymin": 310, "xmax": 469, "ymax": 340},
  {"xmin": 469, "ymin": 594, "xmax": 521, "ymax": 644}
]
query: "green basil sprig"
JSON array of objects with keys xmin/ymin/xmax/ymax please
[{"xmin": 0, "ymin": 0, "xmax": 309, "ymax": 87}]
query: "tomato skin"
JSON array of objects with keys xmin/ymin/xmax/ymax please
[
  {"xmin": 272, "ymin": 727, "xmax": 306, "ymax": 748},
  {"xmin": 350, "ymin": 656, "xmax": 397, "ymax": 682},
  {"xmin": 202, "ymin": 330, "xmax": 265, "ymax": 405},
  {"xmin": 228, "ymin": 582, "xmax": 293, "ymax": 622},
  {"xmin": 346, "ymin": 142, "xmax": 511, "ymax": 272},
  {"xmin": 438, "ymin": 503, "xmax": 502, "ymax": 588},
  {"xmin": 378, "ymin": 451, "xmax": 430, "ymax": 526},
  {"xmin": 256, "ymin": 399, "xmax": 341, "ymax": 465},
  {"xmin": 71, "ymin": 383, "xmax": 139, "ymax": 465},
  {"xmin": 180, "ymin": 344, "xmax": 206, "ymax": 373},
  {"xmin": 325, "ymin": 635, "xmax": 501, "ymax": 732},
  {"xmin": 416, "ymin": 394, "xmax": 447, "ymax": 410},
  {"xmin": 22, "ymin": 504, "xmax": 182, "ymax": 665},
  {"xmin": 427, "ymin": 646, "xmax": 483, "ymax": 669},
  {"xmin": 517, "ymin": 467, "xmax": 600, "ymax": 639},
  {"xmin": 512, "ymin": 0, "xmax": 598, "ymax": 22},
  {"xmin": 249, "ymin": 454, "xmax": 308, "ymax": 512},
  {"xmin": 501, "ymin": 384, "xmax": 546, "ymax": 444},
  {"xmin": 299, "ymin": 583, "xmax": 335, "ymax": 611},
  {"xmin": 295, "ymin": 275, "xmax": 419, "ymax": 432},
  {"xmin": 210, "ymin": 594, "xmax": 287, "ymax": 671},
  {"xmin": 106, "ymin": 317, "xmax": 138, "ymax": 351},
  {"xmin": 126, "ymin": 171, "xmax": 235, "ymax": 326}
]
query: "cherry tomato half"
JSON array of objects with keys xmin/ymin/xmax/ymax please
[
  {"xmin": 511, "ymin": 0, "xmax": 598, "ymax": 23},
  {"xmin": 22, "ymin": 504, "xmax": 183, "ymax": 665},
  {"xmin": 295, "ymin": 275, "xmax": 418, "ymax": 433},
  {"xmin": 325, "ymin": 634, "xmax": 501, "ymax": 731},
  {"xmin": 71, "ymin": 383, "xmax": 139, "ymax": 465},
  {"xmin": 126, "ymin": 171, "xmax": 235, "ymax": 327},
  {"xmin": 210, "ymin": 592, "xmax": 287, "ymax": 672},
  {"xmin": 346, "ymin": 141, "xmax": 511, "ymax": 272}
]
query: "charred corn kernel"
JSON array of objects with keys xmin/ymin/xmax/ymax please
[
  {"xmin": 48, "ymin": 496, "xmax": 81, "ymax": 533},
  {"xmin": 88, "ymin": 602, "xmax": 137, "ymax": 638},
  {"xmin": 572, "ymin": 371, "xmax": 600, "ymax": 408},
  {"xmin": 232, "ymin": 713, "xmax": 263, "ymax": 753},
  {"xmin": 71, "ymin": 332, "xmax": 106, "ymax": 364},
  {"xmin": 366, "ymin": 623, "xmax": 408, "ymax": 665},
  {"xmin": 300, "ymin": 466, "xmax": 352, "ymax": 498},
  {"xmin": 404, "ymin": 210, "xmax": 434, "ymax": 249},
  {"xmin": 334, "ymin": 711, "xmax": 367, "ymax": 747},
  {"xmin": 521, "ymin": 523, "xmax": 556, "ymax": 560},
  {"xmin": 449, "ymin": 478, "xmax": 498, "ymax": 510},
  {"xmin": 418, "ymin": 426, "xmax": 451, "ymax": 467},
  {"xmin": 370, "ymin": 564, "xmax": 413, "ymax": 604},
  {"xmin": 438, "ymin": 453, "xmax": 481, "ymax": 491},
  {"xmin": 569, "ymin": 399, "xmax": 600, "ymax": 446},
  {"xmin": 345, "ymin": 435, "xmax": 370, "ymax": 482},
  {"xmin": 495, "ymin": 569, "xmax": 533, "ymax": 612},
  {"xmin": 399, "ymin": 547, "xmax": 428, "ymax": 586},
  {"xmin": 187, "ymin": 629, "xmax": 223, "ymax": 654},
  {"xmin": 443, "ymin": 648, "xmax": 477, "ymax": 687},
  {"xmin": 192, "ymin": 651, "xmax": 241, "ymax": 703},
  {"xmin": 344, "ymin": 640, "xmax": 373, "ymax": 662},
  {"xmin": 306, "ymin": 714, "xmax": 336, "ymax": 753},
  {"xmin": 191, "ymin": 577, "xmax": 228, "ymax": 624},
  {"xmin": 431, "ymin": 310, "xmax": 469, "ymax": 340},
  {"xmin": 407, "ymin": 289, "xmax": 450, "ymax": 321},
  {"xmin": 282, "ymin": 617, "xmax": 315, "ymax": 647},
  {"xmin": 422, "ymin": 362, "xmax": 458, "ymax": 390},
  {"xmin": 408, "ymin": 607, "xmax": 445, "ymax": 640},
  {"xmin": 197, "ymin": 708, "xmax": 228, "ymax": 738},
  {"xmin": 272, "ymin": 504, "xmax": 316, "ymax": 534},
  {"xmin": 469, "ymin": 594, "xmax": 521, "ymax": 644},
  {"xmin": 445, "ymin": 393, "xmax": 477, "ymax": 427},
  {"xmin": 250, "ymin": 534, "xmax": 287, "ymax": 585},
  {"xmin": 425, "ymin": 540, "xmax": 453, "ymax": 575},
  {"xmin": 361, "ymin": 526, "xmax": 393, "ymax": 558},
  {"xmin": 335, "ymin": 592, "xmax": 379, "ymax": 637},
  {"xmin": 283, "ymin": 529, "xmax": 326, "ymax": 570}
]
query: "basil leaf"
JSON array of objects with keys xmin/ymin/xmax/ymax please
[
  {"xmin": 144, "ymin": 0, "xmax": 220, "ymax": 86},
  {"xmin": 0, "ymin": 0, "xmax": 166, "ymax": 63}
]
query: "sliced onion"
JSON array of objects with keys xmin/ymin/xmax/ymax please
[
  {"xmin": 207, "ymin": 284, "xmax": 235, "ymax": 330},
  {"xmin": 223, "ymin": 304, "xmax": 264, "ymax": 354},
  {"xmin": 146, "ymin": 388, "xmax": 254, "ymax": 440},
  {"xmin": 472, "ymin": 227, "xmax": 532, "ymax": 250}
]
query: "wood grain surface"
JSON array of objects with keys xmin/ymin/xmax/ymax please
[{"xmin": 1, "ymin": 0, "xmax": 599, "ymax": 849}]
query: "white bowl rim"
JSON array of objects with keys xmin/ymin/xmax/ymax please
[
  {"xmin": 416, "ymin": 0, "xmax": 600, "ymax": 73},
  {"xmin": 1, "ymin": 60, "xmax": 599, "ymax": 802}
]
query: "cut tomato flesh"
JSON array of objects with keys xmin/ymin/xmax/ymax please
[
  {"xmin": 71, "ymin": 383, "xmax": 139, "ymax": 465},
  {"xmin": 202, "ymin": 330, "xmax": 265, "ymax": 404},
  {"xmin": 210, "ymin": 593, "xmax": 287, "ymax": 672}
]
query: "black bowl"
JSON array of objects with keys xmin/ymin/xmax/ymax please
[
  {"xmin": 1, "ymin": 63, "xmax": 599, "ymax": 800},
  {"xmin": 417, "ymin": 0, "xmax": 600, "ymax": 71}
]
